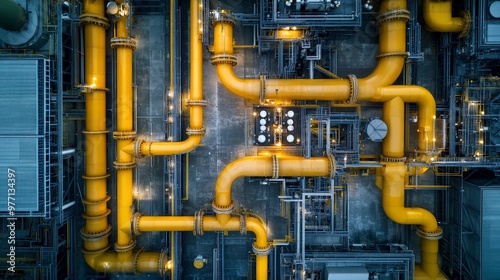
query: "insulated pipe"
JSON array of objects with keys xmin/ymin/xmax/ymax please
[
  {"xmin": 212, "ymin": 156, "xmax": 332, "ymax": 225},
  {"xmin": 422, "ymin": 0, "xmax": 470, "ymax": 37},
  {"xmin": 211, "ymin": 0, "xmax": 409, "ymax": 102},
  {"xmin": 112, "ymin": 4, "xmax": 137, "ymax": 253},
  {"xmin": 0, "ymin": 0, "xmax": 27, "ymax": 31},
  {"xmin": 131, "ymin": 0, "xmax": 205, "ymax": 157},
  {"xmin": 136, "ymin": 215, "xmax": 270, "ymax": 280}
]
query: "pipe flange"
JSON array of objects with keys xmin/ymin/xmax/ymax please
[
  {"xmin": 158, "ymin": 249, "xmax": 169, "ymax": 276},
  {"xmin": 376, "ymin": 8, "xmax": 410, "ymax": 25},
  {"xmin": 376, "ymin": 52, "xmax": 409, "ymax": 60},
  {"xmin": 113, "ymin": 131, "xmax": 137, "ymax": 140},
  {"xmin": 113, "ymin": 161, "xmax": 137, "ymax": 170},
  {"xmin": 252, "ymin": 243, "xmax": 272, "ymax": 256},
  {"xmin": 114, "ymin": 239, "xmax": 137, "ymax": 253},
  {"xmin": 186, "ymin": 127, "xmax": 206, "ymax": 136},
  {"xmin": 80, "ymin": 224, "xmax": 112, "ymax": 241},
  {"xmin": 80, "ymin": 13, "xmax": 110, "ymax": 28},
  {"xmin": 210, "ymin": 54, "xmax": 237, "ymax": 66},
  {"xmin": 212, "ymin": 201, "xmax": 234, "ymax": 215},
  {"xmin": 458, "ymin": 10, "xmax": 471, "ymax": 39},
  {"xmin": 380, "ymin": 156, "xmax": 406, "ymax": 163},
  {"xmin": 81, "ymin": 244, "xmax": 111, "ymax": 255},
  {"xmin": 135, "ymin": 139, "xmax": 146, "ymax": 158},
  {"xmin": 133, "ymin": 248, "xmax": 144, "ymax": 275},
  {"xmin": 240, "ymin": 214, "xmax": 247, "ymax": 235},
  {"xmin": 82, "ymin": 130, "xmax": 109, "ymax": 135},
  {"xmin": 346, "ymin": 74, "xmax": 358, "ymax": 104},
  {"xmin": 211, "ymin": 12, "xmax": 236, "ymax": 26},
  {"xmin": 194, "ymin": 211, "xmax": 205, "ymax": 236},
  {"xmin": 328, "ymin": 154, "xmax": 336, "ymax": 178},
  {"xmin": 272, "ymin": 155, "xmax": 279, "ymax": 179},
  {"xmin": 417, "ymin": 226, "xmax": 443, "ymax": 240},
  {"xmin": 132, "ymin": 212, "xmax": 143, "ymax": 236},
  {"xmin": 82, "ymin": 173, "xmax": 111, "ymax": 181},
  {"xmin": 82, "ymin": 209, "xmax": 112, "ymax": 220},
  {"xmin": 259, "ymin": 75, "xmax": 267, "ymax": 103},
  {"xmin": 82, "ymin": 195, "xmax": 111, "ymax": 205},
  {"xmin": 186, "ymin": 99, "xmax": 207, "ymax": 107},
  {"xmin": 111, "ymin": 37, "xmax": 137, "ymax": 50}
]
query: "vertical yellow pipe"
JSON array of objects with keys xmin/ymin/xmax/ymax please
[
  {"xmin": 132, "ymin": 0, "xmax": 205, "ymax": 156},
  {"xmin": 112, "ymin": 8, "xmax": 137, "ymax": 252},
  {"xmin": 80, "ymin": 0, "xmax": 112, "ymax": 261},
  {"xmin": 382, "ymin": 97, "xmax": 405, "ymax": 158}
]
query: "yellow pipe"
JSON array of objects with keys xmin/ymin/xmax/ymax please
[
  {"xmin": 213, "ymin": 156, "xmax": 331, "ymax": 225},
  {"xmin": 376, "ymin": 86, "xmax": 436, "ymax": 153},
  {"xmin": 84, "ymin": 251, "xmax": 166, "ymax": 273},
  {"xmin": 422, "ymin": 0, "xmax": 469, "ymax": 36},
  {"xmin": 80, "ymin": 0, "xmax": 112, "ymax": 268},
  {"xmin": 137, "ymin": 215, "xmax": 270, "ymax": 280},
  {"xmin": 113, "ymin": 8, "xmax": 136, "ymax": 251},
  {"xmin": 381, "ymin": 92, "xmax": 444, "ymax": 279},
  {"xmin": 212, "ymin": 0, "xmax": 408, "ymax": 101},
  {"xmin": 134, "ymin": 0, "xmax": 205, "ymax": 156}
]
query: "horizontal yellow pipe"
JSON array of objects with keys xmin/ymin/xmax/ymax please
[
  {"xmin": 423, "ymin": 0, "xmax": 466, "ymax": 33},
  {"xmin": 84, "ymin": 251, "xmax": 165, "ymax": 274},
  {"xmin": 137, "ymin": 215, "xmax": 269, "ymax": 280},
  {"xmin": 212, "ymin": 0, "xmax": 407, "ymax": 101},
  {"xmin": 139, "ymin": 135, "xmax": 203, "ymax": 156},
  {"xmin": 214, "ymin": 156, "xmax": 331, "ymax": 209}
]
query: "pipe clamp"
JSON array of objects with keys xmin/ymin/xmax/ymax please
[
  {"xmin": 212, "ymin": 201, "xmax": 234, "ymax": 215},
  {"xmin": 252, "ymin": 243, "xmax": 272, "ymax": 256}
]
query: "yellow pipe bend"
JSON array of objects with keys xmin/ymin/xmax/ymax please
[
  {"xmin": 423, "ymin": 0, "xmax": 468, "ymax": 35},
  {"xmin": 137, "ymin": 215, "xmax": 270, "ymax": 280},
  {"xmin": 213, "ymin": 156, "xmax": 331, "ymax": 214},
  {"xmin": 376, "ymin": 86, "xmax": 436, "ymax": 152},
  {"xmin": 212, "ymin": 0, "xmax": 408, "ymax": 101},
  {"xmin": 133, "ymin": 0, "xmax": 205, "ymax": 156}
]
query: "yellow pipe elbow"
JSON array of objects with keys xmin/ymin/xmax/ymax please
[
  {"xmin": 381, "ymin": 162, "xmax": 439, "ymax": 232},
  {"xmin": 423, "ymin": 0, "xmax": 466, "ymax": 34},
  {"xmin": 377, "ymin": 86, "xmax": 436, "ymax": 152},
  {"xmin": 140, "ymin": 135, "xmax": 203, "ymax": 156}
]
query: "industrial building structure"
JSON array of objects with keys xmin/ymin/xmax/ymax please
[{"xmin": 0, "ymin": 0, "xmax": 499, "ymax": 279}]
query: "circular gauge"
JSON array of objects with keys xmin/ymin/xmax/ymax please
[
  {"xmin": 259, "ymin": 118, "xmax": 267, "ymax": 125},
  {"xmin": 286, "ymin": 135, "xmax": 295, "ymax": 143},
  {"xmin": 287, "ymin": 110, "xmax": 295, "ymax": 118},
  {"xmin": 491, "ymin": 1, "xmax": 500, "ymax": 18},
  {"xmin": 287, "ymin": 125, "xmax": 294, "ymax": 131},
  {"xmin": 260, "ymin": 125, "xmax": 267, "ymax": 131},
  {"xmin": 287, "ymin": 119, "xmax": 294, "ymax": 125},
  {"xmin": 259, "ymin": 110, "xmax": 267, "ymax": 118},
  {"xmin": 257, "ymin": 134, "xmax": 266, "ymax": 143}
]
